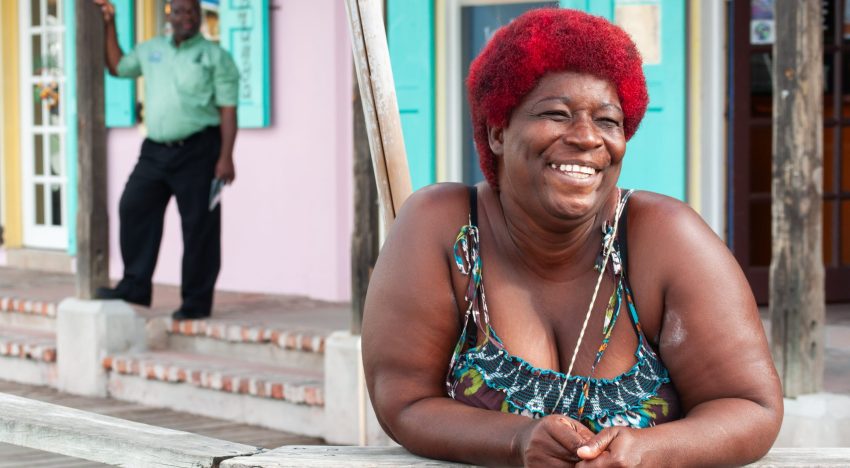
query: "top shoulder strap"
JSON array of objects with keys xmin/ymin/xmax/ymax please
[
  {"xmin": 469, "ymin": 185, "xmax": 479, "ymax": 227},
  {"xmin": 616, "ymin": 190, "xmax": 634, "ymax": 273}
]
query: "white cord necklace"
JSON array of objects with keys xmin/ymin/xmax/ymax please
[{"xmin": 551, "ymin": 188, "xmax": 628, "ymax": 414}]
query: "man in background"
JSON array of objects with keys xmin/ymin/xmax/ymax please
[{"xmin": 92, "ymin": 0, "xmax": 239, "ymax": 320}]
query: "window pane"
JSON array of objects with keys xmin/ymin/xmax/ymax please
[
  {"xmin": 35, "ymin": 184, "xmax": 45, "ymax": 225},
  {"xmin": 749, "ymin": 200, "xmax": 772, "ymax": 267},
  {"xmin": 842, "ymin": 128, "xmax": 850, "ymax": 190},
  {"xmin": 31, "ymin": 0, "xmax": 41, "ymax": 26},
  {"xmin": 33, "ymin": 134, "xmax": 44, "ymax": 176},
  {"xmin": 47, "ymin": 0, "xmax": 58, "ymax": 20},
  {"xmin": 751, "ymin": 52, "xmax": 773, "ymax": 118},
  {"xmin": 842, "ymin": 201, "xmax": 850, "ymax": 265},
  {"xmin": 32, "ymin": 85, "xmax": 44, "ymax": 126},
  {"xmin": 49, "ymin": 134, "xmax": 61, "ymax": 176},
  {"xmin": 825, "ymin": 199, "xmax": 836, "ymax": 265},
  {"xmin": 825, "ymin": 53, "xmax": 835, "ymax": 119},
  {"xmin": 31, "ymin": 34, "xmax": 42, "ymax": 75},
  {"xmin": 750, "ymin": 125, "xmax": 772, "ymax": 193},
  {"xmin": 50, "ymin": 184, "xmax": 62, "ymax": 226},
  {"xmin": 825, "ymin": 126, "xmax": 836, "ymax": 193}
]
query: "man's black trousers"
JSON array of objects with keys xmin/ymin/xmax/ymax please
[{"xmin": 116, "ymin": 126, "xmax": 221, "ymax": 316}]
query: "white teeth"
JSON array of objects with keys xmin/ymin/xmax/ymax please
[{"xmin": 549, "ymin": 163, "xmax": 596, "ymax": 177}]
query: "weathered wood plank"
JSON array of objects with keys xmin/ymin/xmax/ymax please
[
  {"xmin": 0, "ymin": 392, "xmax": 263, "ymax": 467},
  {"xmin": 75, "ymin": 0, "xmax": 111, "ymax": 298},
  {"xmin": 344, "ymin": 0, "xmax": 413, "ymax": 231},
  {"xmin": 220, "ymin": 445, "xmax": 850, "ymax": 467},
  {"xmin": 748, "ymin": 448, "xmax": 850, "ymax": 466},
  {"xmin": 221, "ymin": 446, "xmax": 473, "ymax": 467},
  {"xmin": 770, "ymin": 0, "xmax": 825, "ymax": 396}
]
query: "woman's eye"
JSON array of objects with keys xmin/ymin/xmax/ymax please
[
  {"xmin": 596, "ymin": 118, "xmax": 621, "ymax": 128},
  {"xmin": 541, "ymin": 111, "xmax": 569, "ymax": 120}
]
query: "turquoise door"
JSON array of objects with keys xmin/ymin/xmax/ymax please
[
  {"xmin": 389, "ymin": 0, "xmax": 685, "ymax": 199},
  {"xmin": 561, "ymin": 0, "xmax": 686, "ymax": 199}
]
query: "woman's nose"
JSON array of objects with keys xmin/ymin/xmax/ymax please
[{"xmin": 562, "ymin": 117, "xmax": 603, "ymax": 150}]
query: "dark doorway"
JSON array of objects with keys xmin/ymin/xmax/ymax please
[{"xmin": 731, "ymin": 0, "xmax": 850, "ymax": 303}]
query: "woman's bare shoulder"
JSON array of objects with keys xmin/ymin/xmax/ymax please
[
  {"xmin": 391, "ymin": 183, "xmax": 477, "ymax": 239},
  {"xmin": 626, "ymin": 190, "xmax": 722, "ymax": 248}
]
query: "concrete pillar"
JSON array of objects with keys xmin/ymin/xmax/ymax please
[
  {"xmin": 323, "ymin": 331, "xmax": 392, "ymax": 445},
  {"xmin": 57, "ymin": 298, "xmax": 145, "ymax": 397}
]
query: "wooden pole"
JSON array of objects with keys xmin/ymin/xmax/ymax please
[
  {"xmin": 350, "ymin": 72, "xmax": 380, "ymax": 335},
  {"xmin": 344, "ymin": 0, "xmax": 412, "ymax": 231},
  {"xmin": 75, "ymin": 0, "xmax": 110, "ymax": 299},
  {"xmin": 770, "ymin": 0, "xmax": 825, "ymax": 397}
]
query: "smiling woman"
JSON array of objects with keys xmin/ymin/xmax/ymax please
[{"xmin": 362, "ymin": 7, "xmax": 783, "ymax": 467}]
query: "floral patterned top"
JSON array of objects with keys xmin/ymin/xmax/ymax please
[{"xmin": 446, "ymin": 187, "xmax": 681, "ymax": 433}]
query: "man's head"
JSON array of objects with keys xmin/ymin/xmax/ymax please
[{"xmin": 169, "ymin": 0, "xmax": 201, "ymax": 43}]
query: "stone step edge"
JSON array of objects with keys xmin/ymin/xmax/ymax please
[
  {"xmin": 167, "ymin": 318, "xmax": 326, "ymax": 354},
  {"xmin": 0, "ymin": 336, "xmax": 57, "ymax": 363},
  {"xmin": 102, "ymin": 354, "xmax": 324, "ymax": 407},
  {"xmin": 0, "ymin": 296, "xmax": 57, "ymax": 318}
]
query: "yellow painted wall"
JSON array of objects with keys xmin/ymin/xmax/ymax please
[{"xmin": 1, "ymin": 0, "xmax": 22, "ymax": 247}]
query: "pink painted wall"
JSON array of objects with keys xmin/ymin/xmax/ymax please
[{"xmin": 106, "ymin": 0, "xmax": 354, "ymax": 302}]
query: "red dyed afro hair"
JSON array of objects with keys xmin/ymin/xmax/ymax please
[{"xmin": 467, "ymin": 8, "xmax": 648, "ymax": 189}]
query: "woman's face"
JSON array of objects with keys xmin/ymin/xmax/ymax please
[{"xmin": 490, "ymin": 71, "xmax": 626, "ymax": 222}]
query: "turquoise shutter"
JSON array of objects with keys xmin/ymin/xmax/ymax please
[
  {"xmin": 220, "ymin": 0, "xmax": 271, "ymax": 128},
  {"xmin": 388, "ymin": 0, "xmax": 435, "ymax": 190},
  {"xmin": 105, "ymin": 0, "xmax": 136, "ymax": 127}
]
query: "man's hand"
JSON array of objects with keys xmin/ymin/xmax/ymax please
[
  {"xmin": 215, "ymin": 155, "xmax": 236, "ymax": 184},
  {"xmin": 92, "ymin": 0, "xmax": 115, "ymax": 23}
]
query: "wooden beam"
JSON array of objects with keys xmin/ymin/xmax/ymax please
[
  {"xmin": 770, "ymin": 0, "xmax": 825, "ymax": 397},
  {"xmin": 344, "ymin": 0, "xmax": 412, "ymax": 231},
  {"xmin": 75, "ymin": 0, "xmax": 110, "ymax": 299},
  {"xmin": 0, "ymin": 392, "xmax": 262, "ymax": 467},
  {"xmin": 350, "ymin": 72, "xmax": 380, "ymax": 335}
]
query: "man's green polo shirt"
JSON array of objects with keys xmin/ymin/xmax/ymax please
[{"xmin": 116, "ymin": 33, "xmax": 239, "ymax": 143}]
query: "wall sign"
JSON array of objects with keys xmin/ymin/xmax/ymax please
[
  {"xmin": 615, "ymin": 0, "xmax": 662, "ymax": 65},
  {"xmin": 220, "ymin": 0, "xmax": 270, "ymax": 128}
]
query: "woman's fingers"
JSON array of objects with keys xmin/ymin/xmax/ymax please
[{"xmin": 577, "ymin": 427, "xmax": 618, "ymax": 460}]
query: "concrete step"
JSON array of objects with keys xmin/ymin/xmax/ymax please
[
  {"xmin": 0, "ymin": 327, "xmax": 57, "ymax": 386},
  {"xmin": 102, "ymin": 350, "xmax": 325, "ymax": 437},
  {"xmin": 0, "ymin": 296, "xmax": 56, "ymax": 332},
  {"xmin": 152, "ymin": 317, "xmax": 326, "ymax": 370}
]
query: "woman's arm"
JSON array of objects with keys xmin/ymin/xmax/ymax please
[
  {"xmin": 363, "ymin": 184, "xmax": 592, "ymax": 466},
  {"xmin": 576, "ymin": 193, "xmax": 783, "ymax": 467}
]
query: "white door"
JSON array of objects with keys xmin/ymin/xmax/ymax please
[{"xmin": 19, "ymin": 0, "xmax": 68, "ymax": 249}]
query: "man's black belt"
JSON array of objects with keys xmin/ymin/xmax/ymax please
[{"xmin": 149, "ymin": 126, "xmax": 219, "ymax": 148}]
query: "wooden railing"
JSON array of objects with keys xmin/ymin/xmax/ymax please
[{"xmin": 0, "ymin": 392, "xmax": 848, "ymax": 467}]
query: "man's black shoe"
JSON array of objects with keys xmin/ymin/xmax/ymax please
[
  {"xmin": 94, "ymin": 287, "xmax": 151, "ymax": 307},
  {"xmin": 171, "ymin": 308, "xmax": 210, "ymax": 321}
]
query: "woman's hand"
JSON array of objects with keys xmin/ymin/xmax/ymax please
[
  {"xmin": 576, "ymin": 427, "xmax": 648, "ymax": 467},
  {"xmin": 517, "ymin": 415, "xmax": 595, "ymax": 467}
]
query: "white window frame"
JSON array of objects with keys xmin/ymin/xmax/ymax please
[{"xmin": 19, "ymin": 0, "xmax": 69, "ymax": 249}]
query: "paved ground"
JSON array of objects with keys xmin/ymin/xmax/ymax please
[
  {"xmin": 0, "ymin": 266, "xmax": 350, "ymax": 331},
  {"xmin": 0, "ymin": 379, "xmax": 323, "ymax": 467}
]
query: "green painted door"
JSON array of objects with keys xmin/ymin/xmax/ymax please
[{"xmin": 561, "ymin": 0, "xmax": 686, "ymax": 200}]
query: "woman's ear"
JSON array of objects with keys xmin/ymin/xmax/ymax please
[{"xmin": 488, "ymin": 125, "xmax": 505, "ymax": 156}]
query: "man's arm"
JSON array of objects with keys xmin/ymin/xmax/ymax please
[
  {"xmin": 93, "ymin": 0, "xmax": 124, "ymax": 75},
  {"xmin": 215, "ymin": 107, "xmax": 238, "ymax": 184}
]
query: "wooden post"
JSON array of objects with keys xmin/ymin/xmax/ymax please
[
  {"xmin": 770, "ymin": 0, "xmax": 825, "ymax": 397},
  {"xmin": 75, "ymin": 0, "xmax": 110, "ymax": 299},
  {"xmin": 344, "ymin": 0, "xmax": 412, "ymax": 231},
  {"xmin": 350, "ymin": 74, "xmax": 380, "ymax": 335}
]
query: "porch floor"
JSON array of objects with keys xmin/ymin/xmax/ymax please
[{"xmin": 0, "ymin": 266, "xmax": 350, "ymax": 333}]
